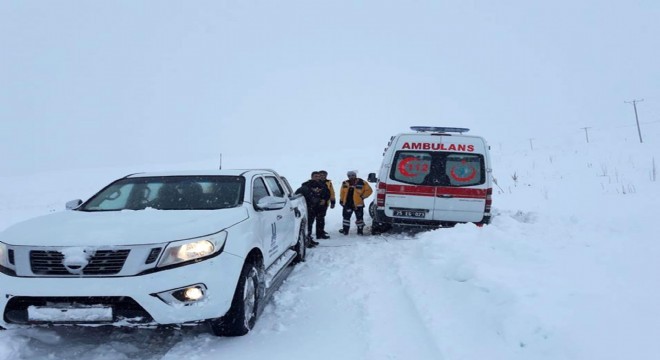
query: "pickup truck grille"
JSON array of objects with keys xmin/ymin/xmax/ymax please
[{"xmin": 30, "ymin": 250, "xmax": 130, "ymax": 276}]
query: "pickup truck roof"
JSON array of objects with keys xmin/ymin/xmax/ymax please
[{"xmin": 126, "ymin": 169, "xmax": 281, "ymax": 178}]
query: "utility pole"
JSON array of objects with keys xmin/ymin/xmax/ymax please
[
  {"xmin": 580, "ymin": 127, "xmax": 591, "ymax": 143},
  {"xmin": 625, "ymin": 99, "xmax": 644, "ymax": 143},
  {"xmin": 528, "ymin": 138, "xmax": 534, "ymax": 151}
]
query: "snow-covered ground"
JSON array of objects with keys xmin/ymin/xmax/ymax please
[{"xmin": 1, "ymin": 129, "xmax": 658, "ymax": 360}]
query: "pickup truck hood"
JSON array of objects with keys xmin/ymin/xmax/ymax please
[{"xmin": 0, "ymin": 208, "xmax": 249, "ymax": 247}]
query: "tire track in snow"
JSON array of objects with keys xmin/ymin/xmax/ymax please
[
  {"xmin": 346, "ymin": 239, "xmax": 446, "ymax": 360},
  {"xmin": 392, "ymin": 231, "xmax": 564, "ymax": 360},
  {"xmin": 1, "ymin": 326, "xmax": 188, "ymax": 360}
]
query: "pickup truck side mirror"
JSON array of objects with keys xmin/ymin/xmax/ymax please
[
  {"xmin": 256, "ymin": 196, "xmax": 287, "ymax": 211},
  {"xmin": 65, "ymin": 199, "xmax": 83, "ymax": 210},
  {"xmin": 367, "ymin": 173, "xmax": 378, "ymax": 183}
]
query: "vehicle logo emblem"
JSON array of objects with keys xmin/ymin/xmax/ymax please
[
  {"xmin": 61, "ymin": 248, "xmax": 94, "ymax": 275},
  {"xmin": 450, "ymin": 160, "xmax": 477, "ymax": 182}
]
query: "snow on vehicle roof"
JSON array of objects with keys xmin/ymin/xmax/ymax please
[{"xmin": 126, "ymin": 169, "xmax": 275, "ymax": 178}]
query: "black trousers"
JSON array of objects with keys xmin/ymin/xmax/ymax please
[
  {"xmin": 308, "ymin": 206, "xmax": 326, "ymax": 236},
  {"xmin": 342, "ymin": 206, "xmax": 365, "ymax": 229},
  {"xmin": 316, "ymin": 205, "xmax": 328, "ymax": 236}
]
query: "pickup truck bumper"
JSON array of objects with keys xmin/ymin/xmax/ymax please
[{"xmin": 0, "ymin": 252, "xmax": 244, "ymax": 328}]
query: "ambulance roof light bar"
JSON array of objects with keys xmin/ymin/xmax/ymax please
[{"xmin": 410, "ymin": 126, "xmax": 470, "ymax": 134}]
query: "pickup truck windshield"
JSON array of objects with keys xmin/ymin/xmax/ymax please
[{"xmin": 80, "ymin": 176, "xmax": 245, "ymax": 211}]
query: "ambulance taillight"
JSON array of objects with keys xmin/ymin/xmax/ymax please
[
  {"xmin": 485, "ymin": 188, "xmax": 493, "ymax": 213},
  {"xmin": 376, "ymin": 182, "xmax": 387, "ymax": 206},
  {"xmin": 477, "ymin": 188, "xmax": 493, "ymax": 226}
]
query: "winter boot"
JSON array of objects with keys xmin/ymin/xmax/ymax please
[
  {"xmin": 357, "ymin": 227, "xmax": 364, "ymax": 235},
  {"xmin": 339, "ymin": 226, "xmax": 350, "ymax": 235},
  {"xmin": 307, "ymin": 239, "xmax": 319, "ymax": 248}
]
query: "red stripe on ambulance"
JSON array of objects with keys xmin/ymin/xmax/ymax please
[{"xmin": 385, "ymin": 184, "xmax": 487, "ymax": 199}]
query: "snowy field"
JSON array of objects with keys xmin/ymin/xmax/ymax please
[
  {"xmin": 1, "ymin": 128, "xmax": 659, "ymax": 360},
  {"xmin": 2, "ymin": 0, "xmax": 658, "ymax": 358}
]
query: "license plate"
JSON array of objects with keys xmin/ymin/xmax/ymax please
[
  {"xmin": 28, "ymin": 305, "xmax": 113, "ymax": 322},
  {"xmin": 393, "ymin": 209, "xmax": 426, "ymax": 218}
]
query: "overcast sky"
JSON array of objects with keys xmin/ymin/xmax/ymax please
[{"xmin": 1, "ymin": 0, "xmax": 658, "ymax": 175}]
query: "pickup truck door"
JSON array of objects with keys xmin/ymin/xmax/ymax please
[
  {"xmin": 252, "ymin": 177, "xmax": 283, "ymax": 266},
  {"xmin": 263, "ymin": 176, "xmax": 295, "ymax": 253},
  {"xmin": 253, "ymin": 176, "xmax": 294, "ymax": 266}
]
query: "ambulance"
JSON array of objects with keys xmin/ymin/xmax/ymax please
[{"xmin": 367, "ymin": 126, "xmax": 492, "ymax": 234}]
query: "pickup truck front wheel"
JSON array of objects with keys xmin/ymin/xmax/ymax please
[
  {"xmin": 293, "ymin": 223, "xmax": 306, "ymax": 264},
  {"xmin": 210, "ymin": 261, "xmax": 260, "ymax": 336}
]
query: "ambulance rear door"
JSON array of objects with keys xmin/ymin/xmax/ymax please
[
  {"xmin": 433, "ymin": 152, "xmax": 487, "ymax": 222},
  {"xmin": 432, "ymin": 136, "xmax": 488, "ymax": 222},
  {"xmin": 385, "ymin": 151, "xmax": 436, "ymax": 221}
]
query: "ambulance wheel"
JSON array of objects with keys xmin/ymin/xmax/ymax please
[
  {"xmin": 475, "ymin": 215, "xmax": 491, "ymax": 227},
  {"xmin": 368, "ymin": 201, "xmax": 375, "ymax": 218},
  {"xmin": 371, "ymin": 222, "xmax": 391, "ymax": 235}
]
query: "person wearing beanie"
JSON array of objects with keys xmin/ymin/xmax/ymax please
[
  {"xmin": 338, "ymin": 170, "xmax": 373, "ymax": 235},
  {"xmin": 295, "ymin": 171, "xmax": 330, "ymax": 247},
  {"xmin": 316, "ymin": 170, "xmax": 335, "ymax": 239}
]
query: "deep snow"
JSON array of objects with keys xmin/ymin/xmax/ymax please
[{"xmin": 1, "ymin": 129, "xmax": 659, "ymax": 360}]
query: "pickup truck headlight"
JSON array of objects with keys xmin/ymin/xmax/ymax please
[
  {"xmin": 157, "ymin": 231, "xmax": 227, "ymax": 268},
  {"xmin": 0, "ymin": 242, "xmax": 14, "ymax": 270}
]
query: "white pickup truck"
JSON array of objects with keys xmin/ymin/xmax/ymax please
[{"xmin": 0, "ymin": 169, "xmax": 308, "ymax": 336}]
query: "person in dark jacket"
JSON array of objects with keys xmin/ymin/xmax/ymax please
[
  {"xmin": 317, "ymin": 170, "xmax": 336, "ymax": 238},
  {"xmin": 295, "ymin": 171, "xmax": 330, "ymax": 246},
  {"xmin": 339, "ymin": 170, "xmax": 373, "ymax": 235}
]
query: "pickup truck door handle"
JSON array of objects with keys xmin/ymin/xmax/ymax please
[
  {"xmin": 437, "ymin": 194, "xmax": 453, "ymax": 198},
  {"xmin": 276, "ymin": 215, "xmax": 283, "ymax": 220}
]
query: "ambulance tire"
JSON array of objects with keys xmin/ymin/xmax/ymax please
[
  {"xmin": 475, "ymin": 215, "xmax": 491, "ymax": 226},
  {"xmin": 368, "ymin": 201, "xmax": 376, "ymax": 218},
  {"xmin": 371, "ymin": 222, "xmax": 391, "ymax": 235}
]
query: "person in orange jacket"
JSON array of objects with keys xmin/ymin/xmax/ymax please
[{"xmin": 339, "ymin": 171, "xmax": 373, "ymax": 235}]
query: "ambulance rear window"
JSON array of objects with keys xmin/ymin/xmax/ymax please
[
  {"xmin": 391, "ymin": 152, "xmax": 432, "ymax": 185},
  {"xmin": 445, "ymin": 154, "xmax": 484, "ymax": 186},
  {"xmin": 390, "ymin": 151, "xmax": 485, "ymax": 187}
]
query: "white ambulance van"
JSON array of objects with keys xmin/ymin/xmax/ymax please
[{"xmin": 367, "ymin": 126, "xmax": 492, "ymax": 234}]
